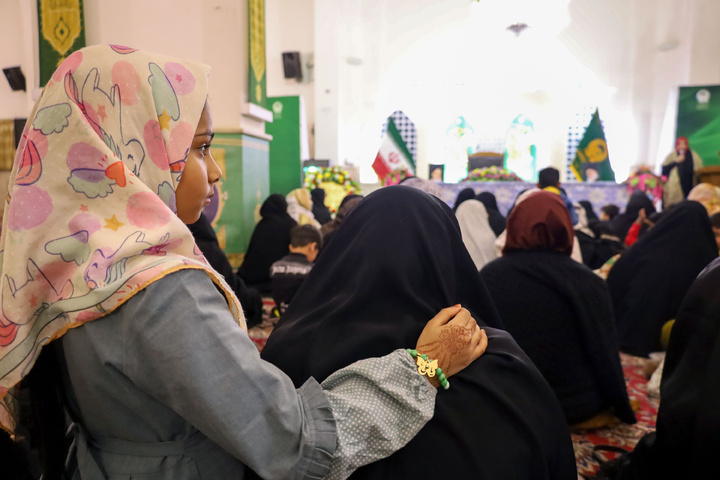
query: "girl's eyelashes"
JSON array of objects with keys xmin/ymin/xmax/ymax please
[{"xmin": 199, "ymin": 143, "xmax": 211, "ymax": 156}]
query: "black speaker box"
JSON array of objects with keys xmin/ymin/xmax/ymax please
[
  {"xmin": 282, "ymin": 52, "xmax": 302, "ymax": 81},
  {"xmin": 3, "ymin": 66, "xmax": 26, "ymax": 91},
  {"xmin": 14, "ymin": 119, "xmax": 26, "ymax": 148}
]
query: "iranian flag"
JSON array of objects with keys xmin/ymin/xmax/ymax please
[{"xmin": 372, "ymin": 116, "xmax": 416, "ymax": 181}]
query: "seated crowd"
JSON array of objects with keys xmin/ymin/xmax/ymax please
[
  {"xmin": 10, "ymin": 46, "xmax": 720, "ymax": 480},
  {"xmin": 227, "ymin": 166, "xmax": 720, "ymax": 478}
]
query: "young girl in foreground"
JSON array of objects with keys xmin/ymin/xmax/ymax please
[{"xmin": 0, "ymin": 45, "xmax": 486, "ymax": 479}]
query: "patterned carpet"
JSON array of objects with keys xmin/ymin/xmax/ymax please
[
  {"xmin": 249, "ymin": 305, "xmax": 659, "ymax": 479},
  {"xmin": 247, "ymin": 297, "xmax": 277, "ymax": 352},
  {"xmin": 572, "ymin": 353, "xmax": 659, "ymax": 478}
]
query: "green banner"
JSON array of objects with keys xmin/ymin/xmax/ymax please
[
  {"xmin": 38, "ymin": 0, "xmax": 86, "ymax": 87},
  {"xmin": 571, "ymin": 110, "xmax": 615, "ymax": 182},
  {"xmin": 248, "ymin": 0, "xmax": 267, "ymax": 108},
  {"xmin": 267, "ymin": 96, "xmax": 302, "ymax": 194},
  {"xmin": 676, "ymin": 85, "xmax": 720, "ymax": 167}
]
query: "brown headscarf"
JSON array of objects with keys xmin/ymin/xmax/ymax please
[{"xmin": 503, "ymin": 191, "xmax": 574, "ymax": 255}]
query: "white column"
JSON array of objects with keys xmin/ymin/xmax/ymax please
[{"xmin": 313, "ymin": 0, "xmax": 340, "ymax": 164}]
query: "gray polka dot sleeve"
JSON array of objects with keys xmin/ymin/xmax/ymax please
[{"xmin": 321, "ymin": 349, "xmax": 437, "ymax": 480}]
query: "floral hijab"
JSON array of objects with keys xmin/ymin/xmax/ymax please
[
  {"xmin": 286, "ymin": 188, "xmax": 320, "ymax": 227},
  {"xmin": 0, "ymin": 45, "xmax": 244, "ymax": 433}
]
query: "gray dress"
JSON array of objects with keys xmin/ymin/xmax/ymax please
[{"xmin": 59, "ymin": 269, "xmax": 436, "ymax": 479}]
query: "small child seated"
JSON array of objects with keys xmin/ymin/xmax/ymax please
[
  {"xmin": 600, "ymin": 204, "xmax": 620, "ymax": 221},
  {"xmin": 270, "ymin": 224, "xmax": 321, "ymax": 315}
]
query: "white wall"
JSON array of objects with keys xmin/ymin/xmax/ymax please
[
  {"xmin": 313, "ymin": 0, "xmax": 341, "ymax": 164},
  {"xmin": 0, "ymin": 0, "xmax": 38, "ymax": 118},
  {"xmin": 294, "ymin": 0, "xmax": 720, "ymax": 183},
  {"xmin": 84, "ymin": 0, "xmax": 251, "ymax": 131},
  {"xmin": 3, "ymin": 0, "xmax": 720, "ymax": 184},
  {"xmin": 0, "ymin": 0, "xmax": 255, "ymax": 131},
  {"xmin": 265, "ymin": 0, "xmax": 315, "ymax": 155}
]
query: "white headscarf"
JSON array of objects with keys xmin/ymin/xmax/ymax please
[
  {"xmin": 286, "ymin": 188, "xmax": 320, "ymax": 228},
  {"xmin": 456, "ymin": 200, "xmax": 497, "ymax": 271}
]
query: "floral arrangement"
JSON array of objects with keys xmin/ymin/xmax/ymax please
[
  {"xmin": 380, "ymin": 169, "xmax": 412, "ymax": 186},
  {"xmin": 304, "ymin": 166, "xmax": 361, "ymax": 214},
  {"xmin": 623, "ymin": 166, "xmax": 666, "ymax": 202},
  {"xmin": 303, "ymin": 165, "xmax": 361, "ymax": 194},
  {"xmin": 461, "ymin": 166, "xmax": 523, "ymax": 182}
]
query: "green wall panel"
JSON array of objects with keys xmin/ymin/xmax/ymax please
[
  {"xmin": 209, "ymin": 133, "xmax": 269, "ymax": 259},
  {"xmin": 267, "ymin": 96, "xmax": 302, "ymax": 194}
]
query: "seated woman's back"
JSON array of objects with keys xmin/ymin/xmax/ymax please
[
  {"xmin": 237, "ymin": 194, "xmax": 297, "ymax": 292},
  {"xmin": 611, "ymin": 257, "xmax": 720, "ymax": 479},
  {"xmin": 480, "ymin": 192, "xmax": 634, "ymax": 426},
  {"xmin": 606, "ymin": 200, "xmax": 718, "ymax": 357},
  {"xmin": 261, "ymin": 186, "xmax": 577, "ymax": 480}
]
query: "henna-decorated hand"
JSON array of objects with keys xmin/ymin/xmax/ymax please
[{"xmin": 415, "ymin": 305, "xmax": 487, "ymax": 387}]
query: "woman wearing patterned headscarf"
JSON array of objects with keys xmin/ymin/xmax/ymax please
[{"xmin": 0, "ymin": 45, "xmax": 487, "ymax": 479}]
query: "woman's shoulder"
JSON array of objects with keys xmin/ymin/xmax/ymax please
[
  {"xmin": 110, "ymin": 270, "xmax": 218, "ymax": 321},
  {"xmin": 692, "ymin": 150, "xmax": 703, "ymax": 167},
  {"xmin": 479, "ymin": 255, "xmax": 509, "ymax": 274}
]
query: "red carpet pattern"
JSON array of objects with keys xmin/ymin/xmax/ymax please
[
  {"xmin": 572, "ymin": 353, "xmax": 659, "ymax": 478},
  {"xmin": 247, "ymin": 297, "xmax": 277, "ymax": 352}
]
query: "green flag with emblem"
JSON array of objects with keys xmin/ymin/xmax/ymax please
[{"xmin": 571, "ymin": 110, "xmax": 615, "ymax": 182}]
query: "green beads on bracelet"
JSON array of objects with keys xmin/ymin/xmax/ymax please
[
  {"xmin": 435, "ymin": 367, "xmax": 449, "ymax": 390},
  {"xmin": 406, "ymin": 349, "xmax": 450, "ymax": 390}
]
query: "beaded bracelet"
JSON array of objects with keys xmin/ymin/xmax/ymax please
[{"xmin": 406, "ymin": 349, "xmax": 450, "ymax": 390}]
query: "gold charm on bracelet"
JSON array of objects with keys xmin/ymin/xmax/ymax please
[{"xmin": 416, "ymin": 356, "xmax": 438, "ymax": 377}]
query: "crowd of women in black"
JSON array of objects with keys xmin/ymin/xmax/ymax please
[
  {"xmin": 231, "ymin": 177, "xmax": 720, "ymax": 479},
  {"xmin": 7, "ymin": 45, "xmax": 718, "ymax": 480}
]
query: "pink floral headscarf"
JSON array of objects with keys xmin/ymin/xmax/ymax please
[{"xmin": 0, "ymin": 45, "xmax": 244, "ymax": 433}]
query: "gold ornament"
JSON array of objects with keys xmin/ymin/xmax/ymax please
[
  {"xmin": 416, "ymin": 356, "xmax": 438, "ymax": 377},
  {"xmin": 249, "ymin": 0, "xmax": 266, "ymax": 83}
]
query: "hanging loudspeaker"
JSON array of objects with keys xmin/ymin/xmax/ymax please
[
  {"xmin": 3, "ymin": 66, "xmax": 26, "ymax": 92},
  {"xmin": 282, "ymin": 52, "xmax": 302, "ymax": 81}
]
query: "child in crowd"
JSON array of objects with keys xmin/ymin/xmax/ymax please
[
  {"xmin": 271, "ymin": 224, "xmax": 321, "ymax": 314},
  {"xmin": 537, "ymin": 167, "xmax": 578, "ymax": 224},
  {"xmin": 600, "ymin": 204, "xmax": 620, "ymax": 221}
]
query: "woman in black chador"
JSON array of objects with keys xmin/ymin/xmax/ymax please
[
  {"xmin": 601, "ymin": 257, "xmax": 720, "ymax": 479},
  {"xmin": 480, "ymin": 191, "xmax": 635, "ymax": 427},
  {"xmin": 476, "ymin": 191, "xmax": 507, "ymax": 236},
  {"xmin": 607, "ymin": 201, "xmax": 717, "ymax": 357},
  {"xmin": 262, "ymin": 186, "xmax": 577, "ymax": 480},
  {"xmin": 237, "ymin": 194, "xmax": 297, "ymax": 293}
]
